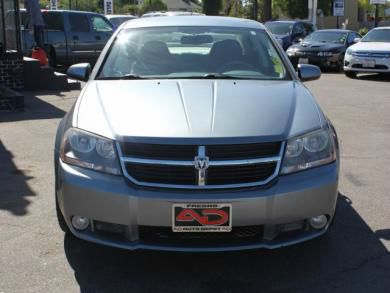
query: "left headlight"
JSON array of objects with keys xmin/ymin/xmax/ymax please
[
  {"xmin": 281, "ymin": 129, "xmax": 336, "ymax": 174},
  {"xmin": 60, "ymin": 128, "xmax": 121, "ymax": 175}
]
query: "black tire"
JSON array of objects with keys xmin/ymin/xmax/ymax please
[
  {"xmin": 338, "ymin": 55, "xmax": 345, "ymax": 72},
  {"xmin": 46, "ymin": 46, "xmax": 56, "ymax": 68},
  {"xmin": 345, "ymin": 71, "xmax": 357, "ymax": 78},
  {"xmin": 56, "ymin": 195, "xmax": 69, "ymax": 233}
]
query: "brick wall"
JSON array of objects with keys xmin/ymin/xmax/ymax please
[{"xmin": 0, "ymin": 53, "xmax": 24, "ymax": 90}]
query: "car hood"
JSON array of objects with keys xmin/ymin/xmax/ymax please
[
  {"xmin": 75, "ymin": 80, "xmax": 323, "ymax": 142},
  {"xmin": 350, "ymin": 41, "xmax": 390, "ymax": 52},
  {"xmin": 292, "ymin": 41, "xmax": 344, "ymax": 51}
]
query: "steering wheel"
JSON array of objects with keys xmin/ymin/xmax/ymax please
[{"xmin": 216, "ymin": 61, "xmax": 258, "ymax": 73}]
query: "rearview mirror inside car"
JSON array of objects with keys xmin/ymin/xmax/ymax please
[{"xmin": 181, "ymin": 35, "xmax": 213, "ymax": 45}]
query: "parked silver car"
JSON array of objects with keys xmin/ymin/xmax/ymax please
[{"xmin": 55, "ymin": 16, "xmax": 339, "ymax": 252}]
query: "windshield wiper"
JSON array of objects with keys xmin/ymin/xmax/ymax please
[
  {"xmin": 176, "ymin": 73, "xmax": 249, "ymax": 80},
  {"xmin": 97, "ymin": 74, "xmax": 147, "ymax": 80}
]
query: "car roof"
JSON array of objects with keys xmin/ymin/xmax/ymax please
[
  {"xmin": 266, "ymin": 20, "xmax": 312, "ymax": 24},
  {"xmin": 122, "ymin": 16, "xmax": 265, "ymax": 30},
  {"xmin": 314, "ymin": 29, "xmax": 354, "ymax": 33},
  {"xmin": 373, "ymin": 26, "xmax": 390, "ymax": 30},
  {"xmin": 106, "ymin": 15, "xmax": 136, "ymax": 18},
  {"xmin": 20, "ymin": 8, "xmax": 104, "ymax": 16}
]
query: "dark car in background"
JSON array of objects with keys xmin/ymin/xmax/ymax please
[
  {"xmin": 286, "ymin": 29, "xmax": 361, "ymax": 71},
  {"xmin": 19, "ymin": 9, "xmax": 113, "ymax": 66},
  {"xmin": 265, "ymin": 20, "xmax": 316, "ymax": 50},
  {"xmin": 106, "ymin": 14, "xmax": 137, "ymax": 30}
]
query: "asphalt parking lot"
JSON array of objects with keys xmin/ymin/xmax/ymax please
[{"xmin": 0, "ymin": 73, "xmax": 390, "ymax": 293}]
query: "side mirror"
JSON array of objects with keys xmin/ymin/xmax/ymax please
[
  {"xmin": 297, "ymin": 64, "xmax": 321, "ymax": 82},
  {"xmin": 353, "ymin": 37, "xmax": 361, "ymax": 44},
  {"xmin": 67, "ymin": 63, "xmax": 91, "ymax": 81}
]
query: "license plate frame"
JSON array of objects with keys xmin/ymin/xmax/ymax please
[{"xmin": 172, "ymin": 203, "xmax": 232, "ymax": 232}]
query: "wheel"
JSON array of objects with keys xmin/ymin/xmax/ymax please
[
  {"xmin": 345, "ymin": 71, "xmax": 357, "ymax": 78},
  {"xmin": 46, "ymin": 46, "xmax": 56, "ymax": 68},
  {"xmin": 56, "ymin": 195, "xmax": 69, "ymax": 233},
  {"xmin": 338, "ymin": 55, "xmax": 345, "ymax": 72}
]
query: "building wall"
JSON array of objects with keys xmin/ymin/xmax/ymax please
[
  {"xmin": 317, "ymin": 0, "xmax": 359, "ymax": 30},
  {"xmin": 0, "ymin": 53, "xmax": 24, "ymax": 90}
]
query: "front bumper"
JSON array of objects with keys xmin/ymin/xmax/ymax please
[
  {"xmin": 289, "ymin": 53, "xmax": 342, "ymax": 69},
  {"xmin": 344, "ymin": 54, "xmax": 390, "ymax": 73},
  {"xmin": 57, "ymin": 160, "xmax": 339, "ymax": 252}
]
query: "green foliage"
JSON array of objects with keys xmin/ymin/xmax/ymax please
[
  {"xmin": 358, "ymin": 27, "xmax": 368, "ymax": 36},
  {"xmin": 139, "ymin": 0, "xmax": 167, "ymax": 14},
  {"xmin": 273, "ymin": 0, "xmax": 333, "ymax": 19},
  {"xmin": 203, "ymin": 0, "xmax": 223, "ymax": 15}
]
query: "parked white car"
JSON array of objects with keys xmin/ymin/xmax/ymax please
[{"xmin": 344, "ymin": 27, "xmax": 390, "ymax": 78}]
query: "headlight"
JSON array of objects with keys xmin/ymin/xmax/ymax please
[
  {"xmin": 287, "ymin": 48, "xmax": 296, "ymax": 56},
  {"xmin": 346, "ymin": 48, "xmax": 353, "ymax": 56},
  {"xmin": 60, "ymin": 128, "xmax": 121, "ymax": 175},
  {"xmin": 317, "ymin": 52, "xmax": 333, "ymax": 57},
  {"xmin": 281, "ymin": 129, "xmax": 336, "ymax": 174}
]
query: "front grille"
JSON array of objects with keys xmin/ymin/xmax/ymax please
[
  {"xmin": 122, "ymin": 143, "xmax": 196, "ymax": 160},
  {"xmin": 352, "ymin": 64, "xmax": 388, "ymax": 70},
  {"xmin": 207, "ymin": 142, "xmax": 280, "ymax": 160},
  {"xmin": 207, "ymin": 163, "xmax": 277, "ymax": 185},
  {"xmin": 125, "ymin": 163, "xmax": 196, "ymax": 185},
  {"xmin": 122, "ymin": 142, "xmax": 281, "ymax": 161},
  {"xmin": 353, "ymin": 51, "xmax": 390, "ymax": 58},
  {"xmin": 119, "ymin": 142, "xmax": 283, "ymax": 189},
  {"xmin": 139, "ymin": 225, "xmax": 264, "ymax": 246}
]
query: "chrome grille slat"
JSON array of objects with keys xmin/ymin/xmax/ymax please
[
  {"xmin": 117, "ymin": 142, "xmax": 285, "ymax": 189},
  {"xmin": 352, "ymin": 51, "xmax": 390, "ymax": 58}
]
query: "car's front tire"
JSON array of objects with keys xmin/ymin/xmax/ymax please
[{"xmin": 345, "ymin": 71, "xmax": 357, "ymax": 78}]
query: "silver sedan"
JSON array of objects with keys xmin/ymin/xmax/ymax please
[{"xmin": 55, "ymin": 16, "xmax": 339, "ymax": 252}]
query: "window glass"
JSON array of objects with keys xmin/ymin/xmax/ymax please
[
  {"xmin": 92, "ymin": 16, "xmax": 113, "ymax": 32},
  {"xmin": 99, "ymin": 26, "xmax": 288, "ymax": 80},
  {"xmin": 304, "ymin": 31, "xmax": 347, "ymax": 44},
  {"xmin": 293, "ymin": 23, "xmax": 305, "ymax": 35},
  {"xmin": 43, "ymin": 12, "xmax": 64, "ymax": 31},
  {"xmin": 361, "ymin": 29, "xmax": 390, "ymax": 42},
  {"xmin": 265, "ymin": 22, "xmax": 292, "ymax": 35},
  {"xmin": 69, "ymin": 14, "xmax": 89, "ymax": 32}
]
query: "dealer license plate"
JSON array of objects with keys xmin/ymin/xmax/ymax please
[
  {"xmin": 362, "ymin": 59, "xmax": 376, "ymax": 68},
  {"xmin": 298, "ymin": 58, "xmax": 309, "ymax": 64},
  {"xmin": 172, "ymin": 203, "xmax": 232, "ymax": 232}
]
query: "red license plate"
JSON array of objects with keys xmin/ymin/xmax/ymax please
[{"xmin": 172, "ymin": 203, "xmax": 232, "ymax": 232}]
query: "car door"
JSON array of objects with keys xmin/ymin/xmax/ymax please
[
  {"xmin": 42, "ymin": 11, "xmax": 67, "ymax": 64},
  {"xmin": 89, "ymin": 15, "xmax": 113, "ymax": 59},
  {"xmin": 66, "ymin": 12, "xmax": 96, "ymax": 64}
]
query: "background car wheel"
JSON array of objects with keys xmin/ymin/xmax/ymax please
[
  {"xmin": 338, "ymin": 55, "xmax": 345, "ymax": 72},
  {"xmin": 345, "ymin": 71, "xmax": 357, "ymax": 78},
  {"xmin": 48, "ymin": 48, "xmax": 56, "ymax": 68},
  {"xmin": 56, "ymin": 196, "xmax": 69, "ymax": 233}
]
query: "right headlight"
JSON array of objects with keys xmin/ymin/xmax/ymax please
[
  {"xmin": 281, "ymin": 129, "xmax": 336, "ymax": 174},
  {"xmin": 346, "ymin": 48, "xmax": 353, "ymax": 56},
  {"xmin": 60, "ymin": 128, "xmax": 121, "ymax": 175}
]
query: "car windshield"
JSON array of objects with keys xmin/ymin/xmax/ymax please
[
  {"xmin": 361, "ymin": 29, "xmax": 390, "ymax": 42},
  {"xmin": 265, "ymin": 22, "xmax": 293, "ymax": 35},
  {"xmin": 304, "ymin": 31, "xmax": 347, "ymax": 44},
  {"xmin": 98, "ymin": 26, "xmax": 288, "ymax": 80}
]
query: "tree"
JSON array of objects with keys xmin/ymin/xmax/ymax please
[
  {"xmin": 139, "ymin": 0, "xmax": 167, "ymax": 15},
  {"xmin": 202, "ymin": 0, "xmax": 223, "ymax": 15}
]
